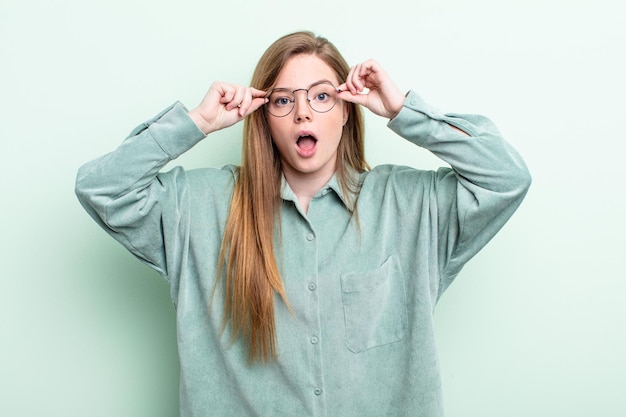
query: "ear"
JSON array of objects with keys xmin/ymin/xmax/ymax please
[{"xmin": 342, "ymin": 101, "xmax": 349, "ymax": 126}]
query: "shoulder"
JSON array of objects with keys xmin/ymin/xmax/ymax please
[
  {"xmin": 156, "ymin": 164, "xmax": 238, "ymax": 195},
  {"xmin": 358, "ymin": 164, "xmax": 457, "ymax": 205},
  {"xmin": 362, "ymin": 164, "xmax": 447, "ymax": 188},
  {"xmin": 187, "ymin": 164, "xmax": 238, "ymax": 192}
]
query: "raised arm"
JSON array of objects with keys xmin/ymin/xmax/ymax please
[
  {"xmin": 340, "ymin": 59, "xmax": 531, "ymax": 293},
  {"xmin": 74, "ymin": 83, "xmax": 267, "ymax": 275}
]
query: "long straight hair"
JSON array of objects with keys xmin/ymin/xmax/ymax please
[{"xmin": 217, "ymin": 31, "xmax": 368, "ymax": 363}]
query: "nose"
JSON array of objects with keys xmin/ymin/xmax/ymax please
[{"xmin": 293, "ymin": 90, "xmax": 312, "ymax": 122}]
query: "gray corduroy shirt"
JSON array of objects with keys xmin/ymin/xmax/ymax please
[{"xmin": 75, "ymin": 91, "xmax": 531, "ymax": 417}]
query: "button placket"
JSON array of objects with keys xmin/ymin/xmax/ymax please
[
  {"xmin": 302, "ymin": 225, "xmax": 324, "ymax": 406},
  {"xmin": 282, "ymin": 204, "xmax": 326, "ymax": 412}
]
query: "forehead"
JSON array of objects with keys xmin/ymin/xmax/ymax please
[{"xmin": 274, "ymin": 54, "xmax": 339, "ymax": 88}]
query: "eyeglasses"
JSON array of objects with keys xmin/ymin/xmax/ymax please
[{"xmin": 265, "ymin": 80, "xmax": 339, "ymax": 117}]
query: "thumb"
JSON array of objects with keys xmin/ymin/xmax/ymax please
[
  {"xmin": 337, "ymin": 88, "xmax": 368, "ymax": 106},
  {"xmin": 240, "ymin": 96, "xmax": 269, "ymax": 117}
]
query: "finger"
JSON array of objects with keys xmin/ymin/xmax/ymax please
[
  {"xmin": 360, "ymin": 59, "xmax": 378, "ymax": 75},
  {"xmin": 237, "ymin": 87, "xmax": 253, "ymax": 115},
  {"xmin": 339, "ymin": 71, "xmax": 369, "ymax": 96},
  {"xmin": 238, "ymin": 87, "xmax": 257, "ymax": 116},
  {"xmin": 344, "ymin": 65, "xmax": 358, "ymax": 94},
  {"xmin": 218, "ymin": 87, "xmax": 235, "ymax": 105},
  {"xmin": 337, "ymin": 89, "xmax": 368, "ymax": 106},
  {"xmin": 250, "ymin": 87, "xmax": 269, "ymax": 98},
  {"xmin": 357, "ymin": 62, "xmax": 376, "ymax": 89},
  {"xmin": 227, "ymin": 87, "xmax": 246, "ymax": 111},
  {"xmin": 354, "ymin": 62, "xmax": 374, "ymax": 92},
  {"xmin": 237, "ymin": 96, "xmax": 268, "ymax": 118},
  {"xmin": 239, "ymin": 87, "xmax": 269, "ymax": 116},
  {"xmin": 246, "ymin": 96, "xmax": 269, "ymax": 116},
  {"xmin": 350, "ymin": 63, "xmax": 364, "ymax": 92}
]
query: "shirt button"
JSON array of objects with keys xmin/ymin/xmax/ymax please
[
  {"xmin": 306, "ymin": 233, "xmax": 315, "ymax": 241},
  {"xmin": 308, "ymin": 282, "xmax": 317, "ymax": 291},
  {"xmin": 314, "ymin": 388, "xmax": 322, "ymax": 396},
  {"xmin": 310, "ymin": 336, "xmax": 319, "ymax": 344}
]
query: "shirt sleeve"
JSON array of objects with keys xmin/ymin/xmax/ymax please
[
  {"xmin": 387, "ymin": 90, "xmax": 532, "ymax": 296},
  {"xmin": 74, "ymin": 102, "xmax": 207, "ymax": 277}
]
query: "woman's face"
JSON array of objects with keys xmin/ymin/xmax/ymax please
[{"xmin": 267, "ymin": 54, "xmax": 348, "ymax": 184}]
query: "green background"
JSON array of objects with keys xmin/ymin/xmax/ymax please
[{"xmin": 2, "ymin": 0, "xmax": 624, "ymax": 415}]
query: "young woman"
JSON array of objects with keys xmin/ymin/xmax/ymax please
[{"xmin": 76, "ymin": 31, "xmax": 531, "ymax": 417}]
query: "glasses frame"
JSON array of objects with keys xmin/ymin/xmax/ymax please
[{"xmin": 265, "ymin": 80, "xmax": 340, "ymax": 118}]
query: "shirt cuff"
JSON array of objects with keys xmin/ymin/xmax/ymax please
[
  {"xmin": 146, "ymin": 102, "xmax": 207, "ymax": 159},
  {"xmin": 387, "ymin": 90, "xmax": 445, "ymax": 147}
]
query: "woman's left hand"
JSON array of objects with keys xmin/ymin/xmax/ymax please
[{"xmin": 337, "ymin": 59, "xmax": 405, "ymax": 119}]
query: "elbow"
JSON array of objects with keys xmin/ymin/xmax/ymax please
[
  {"xmin": 517, "ymin": 165, "xmax": 532, "ymax": 195},
  {"xmin": 521, "ymin": 161, "xmax": 532, "ymax": 190},
  {"xmin": 74, "ymin": 182, "xmax": 91, "ymax": 209},
  {"xmin": 502, "ymin": 148, "xmax": 532, "ymax": 197},
  {"xmin": 74, "ymin": 167, "xmax": 90, "ymax": 206},
  {"xmin": 74, "ymin": 164, "xmax": 100, "ymax": 210},
  {"xmin": 507, "ymin": 164, "xmax": 532, "ymax": 203}
]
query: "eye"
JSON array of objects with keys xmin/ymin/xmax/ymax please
[
  {"xmin": 314, "ymin": 92, "xmax": 329, "ymax": 102},
  {"xmin": 277, "ymin": 97, "xmax": 290, "ymax": 106},
  {"xmin": 272, "ymin": 95, "xmax": 293, "ymax": 107},
  {"xmin": 309, "ymin": 83, "xmax": 336, "ymax": 103}
]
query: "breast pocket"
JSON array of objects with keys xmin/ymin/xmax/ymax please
[{"xmin": 340, "ymin": 256, "xmax": 408, "ymax": 353}]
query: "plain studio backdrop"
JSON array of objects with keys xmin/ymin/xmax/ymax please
[{"xmin": 1, "ymin": 0, "xmax": 624, "ymax": 415}]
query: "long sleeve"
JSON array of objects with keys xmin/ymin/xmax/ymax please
[
  {"xmin": 387, "ymin": 90, "xmax": 532, "ymax": 296},
  {"xmin": 74, "ymin": 102, "xmax": 207, "ymax": 277}
]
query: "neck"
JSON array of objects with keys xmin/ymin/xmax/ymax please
[{"xmin": 282, "ymin": 168, "xmax": 334, "ymax": 214}]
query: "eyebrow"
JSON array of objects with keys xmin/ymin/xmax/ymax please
[{"xmin": 272, "ymin": 79, "xmax": 336, "ymax": 91}]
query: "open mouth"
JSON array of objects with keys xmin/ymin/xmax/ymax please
[{"xmin": 296, "ymin": 134, "xmax": 317, "ymax": 151}]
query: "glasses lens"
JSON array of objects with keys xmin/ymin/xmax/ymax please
[
  {"xmin": 308, "ymin": 82, "xmax": 337, "ymax": 113},
  {"xmin": 266, "ymin": 82, "xmax": 339, "ymax": 117},
  {"xmin": 267, "ymin": 89, "xmax": 294, "ymax": 117}
]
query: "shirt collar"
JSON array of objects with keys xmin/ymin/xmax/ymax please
[{"xmin": 280, "ymin": 168, "xmax": 362, "ymax": 212}]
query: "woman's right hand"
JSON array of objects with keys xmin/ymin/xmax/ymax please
[{"xmin": 188, "ymin": 82, "xmax": 268, "ymax": 135}]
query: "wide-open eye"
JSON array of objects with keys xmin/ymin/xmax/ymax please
[
  {"xmin": 310, "ymin": 83, "xmax": 335, "ymax": 104},
  {"xmin": 314, "ymin": 92, "xmax": 329, "ymax": 102},
  {"xmin": 269, "ymin": 90, "xmax": 294, "ymax": 108},
  {"xmin": 266, "ymin": 89, "xmax": 296, "ymax": 117},
  {"xmin": 276, "ymin": 96, "xmax": 291, "ymax": 106},
  {"xmin": 308, "ymin": 82, "xmax": 338, "ymax": 113}
]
